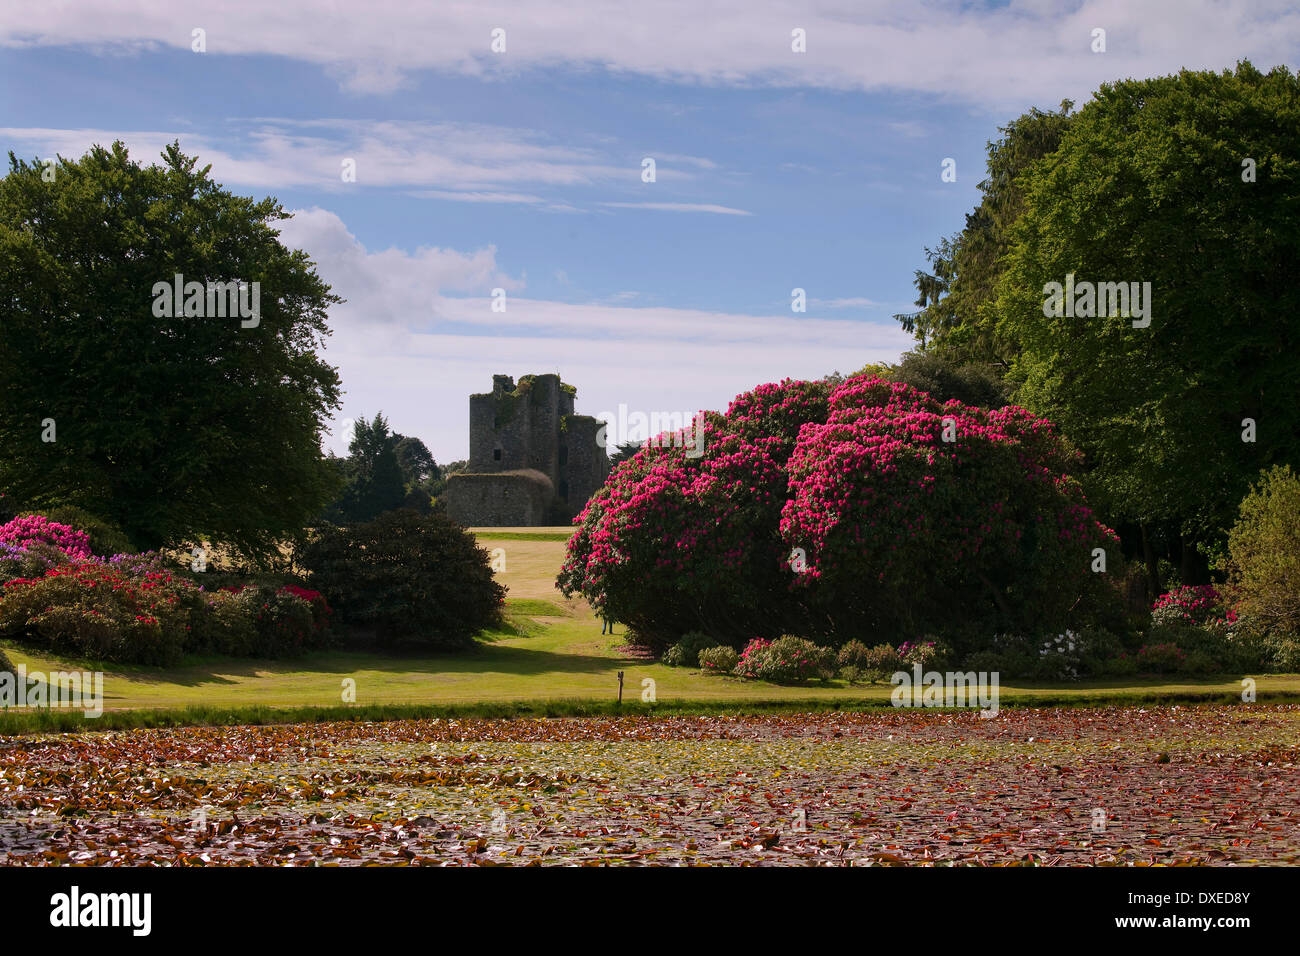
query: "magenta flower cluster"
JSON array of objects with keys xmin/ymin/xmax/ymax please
[
  {"xmin": 558, "ymin": 374, "xmax": 1117, "ymax": 644},
  {"xmin": 0, "ymin": 514, "xmax": 93, "ymax": 560},
  {"xmin": 1151, "ymin": 585, "xmax": 1234, "ymax": 626}
]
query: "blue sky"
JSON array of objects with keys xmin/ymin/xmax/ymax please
[{"xmin": 3, "ymin": 1, "xmax": 1298, "ymax": 461}]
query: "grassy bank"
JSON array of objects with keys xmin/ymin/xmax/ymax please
[{"xmin": 2, "ymin": 529, "xmax": 1295, "ymax": 732}]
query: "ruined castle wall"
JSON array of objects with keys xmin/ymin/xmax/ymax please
[
  {"xmin": 561, "ymin": 414, "xmax": 611, "ymax": 518},
  {"xmin": 452, "ymin": 373, "xmax": 612, "ymax": 526},
  {"xmin": 443, "ymin": 470, "xmax": 555, "ymax": 527}
]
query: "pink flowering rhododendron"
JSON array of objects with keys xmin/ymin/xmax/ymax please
[
  {"xmin": 1151, "ymin": 585, "xmax": 1234, "ymax": 627},
  {"xmin": 559, "ymin": 375, "xmax": 1122, "ymax": 650},
  {"xmin": 0, "ymin": 514, "xmax": 93, "ymax": 559}
]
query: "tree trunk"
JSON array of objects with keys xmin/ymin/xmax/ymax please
[{"xmin": 1140, "ymin": 523, "xmax": 1161, "ymax": 597}]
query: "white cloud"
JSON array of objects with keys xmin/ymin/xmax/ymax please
[
  {"xmin": 282, "ymin": 206, "xmax": 910, "ymax": 459},
  {"xmin": 599, "ymin": 201, "xmax": 752, "ymax": 215},
  {"xmin": 3, "ymin": 1, "xmax": 1298, "ymax": 108},
  {"xmin": 0, "ymin": 120, "xmax": 634, "ymax": 192},
  {"xmin": 409, "ymin": 190, "xmax": 547, "ymax": 204},
  {"xmin": 811, "ymin": 297, "xmax": 880, "ymax": 308}
]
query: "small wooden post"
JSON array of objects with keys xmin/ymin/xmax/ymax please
[{"xmin": 617, "ymin": 670, "xmax": 624, "ymax": 705}]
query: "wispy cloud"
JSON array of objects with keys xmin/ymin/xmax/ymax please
[
  {"xmin": 5, "ymin": 1, "xmax": 1298, "ymax": 107},
  {"xmin": 275, "ymin": 204, "xmax": 908, "ymax": 457},
  {"xmin": 599, "ymin": 201, "xmax": 752, "ymax": 215},
  {"xmin": 811, "ymin": 296, "xmax": 879, "ymax": 308}
]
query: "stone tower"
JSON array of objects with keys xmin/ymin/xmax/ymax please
[{"xmin": 443, "ymin": 374, "xmax": 612, "ymax": 526}]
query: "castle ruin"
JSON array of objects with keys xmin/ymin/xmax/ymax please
[{"xmin": 443, "ymin": 374, "xmax": 612, "ymax": 526}]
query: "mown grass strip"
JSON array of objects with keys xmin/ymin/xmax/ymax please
[{"xmin": 1, "ymin": 689, "xmax": 1297, "ymax": 736}]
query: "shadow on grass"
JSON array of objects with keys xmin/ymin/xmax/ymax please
[{"xmin": 5, "ymin": 632, "xmax": 641, "ymax": 691}]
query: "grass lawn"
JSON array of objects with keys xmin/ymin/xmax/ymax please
[{"xmin": 2, "ymin": 528, "xmax": 1298, "ymax": 719}]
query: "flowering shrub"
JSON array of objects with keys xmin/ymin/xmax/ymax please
[
  {"xmin": 698, "ymin": 645, "xmax": 739, "ymax": 673},
  {"xmin": 783, "ymin": 379, "xmax": 1121, "ymax": 649},
  {"xmin": 0, "ymin": 562, "xmax": 193, "ymax": 664},
  {"xmin": 101, "ymin": 551, "xmax": 173, "ymax": 577},
  {"xmin": 837, "ymin": 640, "xmax": 902, "ymax": 683},
  {"xmin": 1136, "ymin": 642, "xmax": 1186, "ymax": 674},
  {"xmin": 247, "ymin": 586, "xmax": 317, "ymax": 657},
  {"xmin": 558, "ymin": 380, "xmax": 832, "ymax": 648},
  {"xmin": 0, "ymin": 514, "xmax": 92, "ymax": 560},
  {"xmin": 1034, "ymin": 631, "xmax": 1083, "ymax": 680},
  {"xmin": 0, "ymin": 541, "xmax": 71, "ymax": 581},
  {"xmin": 218, "ymin": 583, "xmax": 333, "ymax": 646},
  {"xmin": 733, "ymin": 635, "xmax": 830, "ymax": 683},
  {"xmin": 560, "ymin": 375, "xmax": 1122, "ymax": 652},
  {"xmin": 1151, "ymin": 585, "xmax": 1231, "ymax": 627},
  {"xmin": 0, "ymin": 561, "xmax": 332, "ymax": 662},
  {"xmin": 898, "ymin": 639, "xmax": 949, "ymax": 668},
  {"xmin": 279, "ymin": 584, "xmax": 333, "ymax": 639}
]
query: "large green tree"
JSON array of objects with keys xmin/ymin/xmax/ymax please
[
  {"xmin": 996, "ymin": 62, "xmax": 1300, "ymax": 584},
  {"xmin": 0, "ymin": 142, "xmax": 343, "ymax": 557}
]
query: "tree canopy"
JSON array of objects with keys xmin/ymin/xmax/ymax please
[
  {"xmin": 997, "ymin": 62, "xmax": 1300, "ymax": 550},
  {"xmin": 0, "ymin": 142, "xmax": 342, "ymax": 558}
]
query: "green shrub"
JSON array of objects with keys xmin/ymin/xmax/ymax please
[
  {"xmin": 962, "ymin": 650, "xmax": 1004, "ymax": 676},
  {"xmin": 1147, "ymin": 622, "xmax": 1264, "ymax": 674},
  {"xmin": 1219, "ymin": 466, "xmax": 1300, "ymax": 636},
  {"xmin": 1180, "ymin": 650, "xmax": 1216, "ymax": 675},
  {"xmin": 860, "ymin": 643, "xmax": 903, "ymax": 682},
  {"xmin": 964, "ymin": 635, "xmax": 1038, "ymax": 678},
  {"xmin": 0, "ymin": 645, "xmax": 12, "ymax": 674},
  {"xmin": 899, "ymin": 638, "xmax": 952, "ymax": 670},
  {"xmin": 1075, "ymin": 628, "xmax": 1128, "ymax": 677},
  {"xmin": 662, "ymin": 631, "xmax": 718, "ymax": 667},
  {"xmin": 1105, "ymin": 652, "xmax": 1139, "ymax": 676},
  {"xmin": 186, "ymin": 589, "xmax": 258, "ymax": 656},
  {"xmin": 835, "ymin": 640, "xmax": 871, "ymax": 671},
  {"xmin": 698, "ymin": 645, "xmax": 738, "ymax": 674},
  {"xmin": 839, "ymin": 664, "xmax": 867, "ymax": 685},
  {"xmin": 299, "ymin": 509, "xmax": 505, "ymax": 650},
  {"xmin": 838, "ymin": 640, "xmax": 904, "ymax": 681},
  {"xmin": 1263, "ymin": 632, "xmax": 1300, "ymax": 672},
  {"xmin": 734, "ymin": 635, "xmax": 827, "ymax": 683}
]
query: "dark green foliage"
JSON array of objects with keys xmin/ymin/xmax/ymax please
[
  {"xmin": 999, "ymin": 62, "xmax": 1300, "ymax": 554},
  {"xmin": 662, "ymin": 631, "xmax": 719, "ymax": 667},
  {"xmin": 324, "ymin": 413, "xmax": 408, "ymax": 523},
  {"xmin": 1220, "ymin": 466, "xmax": 1300, "ymax": 636},
  {"xmin": 25, "ymin": 505, "xmax": 134, "ymax": 556},
  {"xmin": 887, "ymin": 351, "xmax": 1009, "ymax": 409},
  {"xmin": 610, "ymin": 441, "xmax": 644, "ymax": 466},
  {"xmin": 393, "ymin": 435, "xmax": 440, "ymax": 486},
  {"xmin": 697, "ymin": 645, "xmax": 738, "ymax": 673},
  {"xmin": 300, "ymin": 509, "xmax": 506, "ymax": 650},
  {"xmin": 0, "ymin": 142, "xmax": 343, "ymax": 559}
]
